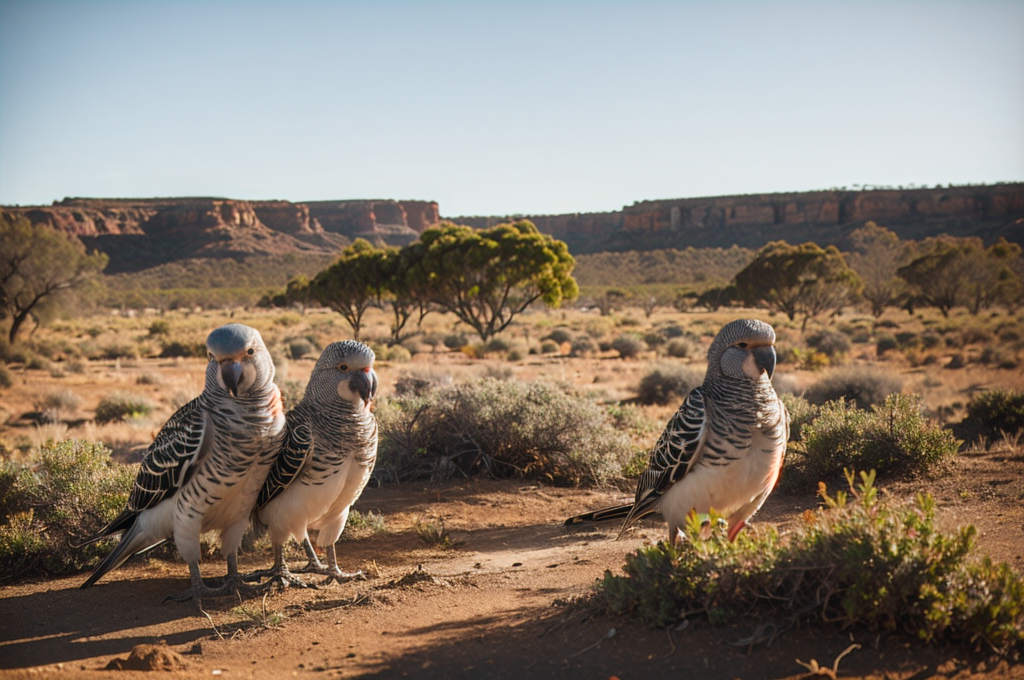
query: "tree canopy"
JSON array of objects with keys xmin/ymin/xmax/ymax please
[
  {"xmin": 734, "ymin": 240, "xmax": 861, "ymax": 330},
  {"xmin": 844, "ymin": 222, "xmax": 913, "ymax": 317},
  {"xmin": 306, "ymin": 239, "xmax": 387, "ymax": 341},
  {"xmin": 1, "ymin": 215, "xmax": 108, "ymax": 344}
]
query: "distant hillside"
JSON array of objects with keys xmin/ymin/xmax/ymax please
[
  {"xmin": 1, "ymin": 197, "xmax": 439, "ymax": 273},
  {"xmin": 572, "ymin": 246, "xmax": 754, "ymax": 288},
  {"xmin": 449, "ymin": 183, "xmax": 1024, "ymax": 254}
]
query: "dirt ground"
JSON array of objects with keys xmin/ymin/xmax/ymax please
[{"xmin": 2, "ymin": 444, "xmax": 1022, "ymax": 680}]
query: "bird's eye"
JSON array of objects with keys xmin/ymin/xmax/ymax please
[
  {"xmin": 247, "ymin": 348, "xmax": 255, "ymax": 356},
  {"xmin": 339, "ymin": 364, "xmax": 348, "ymax": 371},
  {"xmin": 737, "ymin": 342, "xmax": 748, "ymax": 349}
]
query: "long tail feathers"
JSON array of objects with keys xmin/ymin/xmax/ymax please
[
  {"xmin": 564, "ymin": 503, "xmax": 633, "ymax": 526},
  {"xmin": 80, "ymin": 520, "xmax": 159, "ymax": 589},
  {"xmin": 72, "ymin": 508, "xmax": 138, "ymax": 550}
]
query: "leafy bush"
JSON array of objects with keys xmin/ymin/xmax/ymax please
[
  {"xmin": 779, "ymin": 393, "xmax": 818, "ymax": 443},
  {"xmin": 148, "ymin": 320, "xmax": 171, "ymax": 336},
  {"xmin": 794, "ymin": 394, "xmax": 958, "ymax": 488},
  {"xmin": 443, "ymin": 334, "xmax": 468, "ymax": 351},
  {"xmin": 483, "ymin": 337, "xmax": 511, "ymax": 353},
  {"xmin": 804, "ymin": 365, "xmax": 903, "ymax": 410},
  {"xmin": 288, "ymin": 338, "xmax": 316, "ymax": 360},
  {"xmin": 570, "ymin": 336, "xmax": 598, "ymax": 356},
  {"xmin": 540, "ymin": 340, "xmax": 560, "ymax": 354},
  {"xmin": 636, "ymin": 364, "xmax": 705, "ymax": 406},
  {"xmin": 876, "ymin": 334, "xmax": 899, "ymax": 355},
  {"xmin": 375, "ymin": 378, "xmax": 632, "ymax": 487},
  {"xmin": 278, "ymin": 379, "xmax": 306, "ymax": 409},
  {"xmin": 805, "ymin": 330, "xmax": 850, "ymax": 359},
  {"xmin": 610, "ymin": 334, "xmax": 645, "ymax": 359},
  {"xmin": 599, "ymin": 470, "xmax": 1024, "ymax": 654},
  {"xmin": 94, "ymin": 392, "xmax": 154, "ymax": 423},
  {"xmin": 160, "ymin": 340, "xmax": 205, "ymax": 358},
  {"xmin": 545, "ymin": 328, "xmax": 573, "ymax": 344},
  {"xmin": 962, "ymin": 389, "xmax": 1024, "ymax": 442},
  {"xmin": 0, "ymin": 439, "xmax": 136, "ymax": 579}
]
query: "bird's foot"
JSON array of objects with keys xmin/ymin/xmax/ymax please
[
  {"xmin": 165, "ymin": 574, "xmax": 253, "ymax": 602},
  {"xmin": 251, "ymin": 568, "xmax": 317, "ymax": 591},
  {"xmin": 293, "ymin": 558, "xmax": 328, "ymax": 574},
  {"xmin": 320, "ymin": 568, "xmax": 365, "ymax": 586}
]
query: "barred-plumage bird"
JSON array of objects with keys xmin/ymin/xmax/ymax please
[
  {"xmin": 248, "ymin": 340, "xmax": 378, "ymax": 588},
  {"xmin": 80, "ymin": 324, "xmax": 285, "ymax": 599},
  {"xmin": 566, "ymin": 318, "xmax": 789, "ymax": 543}
]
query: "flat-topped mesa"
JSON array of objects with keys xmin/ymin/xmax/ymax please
[{"xmin": 305, "ymin": 199, "xmax": 440, "ymax": 245}]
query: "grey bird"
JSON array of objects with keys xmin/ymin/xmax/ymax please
[
  {"xmin": 566, "ymin": 318, "xmax": 789, "ymax": 543},
  {"xmin": 79, "ymin": 323, "xmax": 285, "ymax": 599},
  {"xmin": 248, "ymin": 340, "xmax": 378, "ymax": 588}
]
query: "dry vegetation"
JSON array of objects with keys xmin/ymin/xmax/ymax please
[{"xmin": 1, "ymin": 299, "xmax": 1023, "ymax": 676}]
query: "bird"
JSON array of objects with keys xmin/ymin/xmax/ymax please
[
  {"xmin": 247, "ymin": 340, "xmax": 378, "ymax": 588},
  {"xmin": 565, "ymin": 318, "xmax": 789, "ymax": 543},
  {"xmin": 79, "ymin": 323, "xmax": 285, "ymax": 599}
]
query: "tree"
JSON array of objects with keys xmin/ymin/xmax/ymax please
[
  {"xmin": 696, "ymin": 285, "xmax": 738, "ymax": 312},
  {"xmin": 412, "ymin": 221, "xmax": 577, "ymax": 341},
  {"xmin": 307, "ymin": 239, "xmax": 387, "ymax": 340},
  {"xmin": 1, "ymin": 215, "xmax": 108, "ymax": 344},
  {"xmin": 844, "ymin": 222, "xmax": 913, "ymax": 317},
  {"xmin": 733, "ymin": 241, "xmax": 861, "ymax": 330},
  {"xmin": 379, "ymin": 243, "xmax": 432, "ymax": 346},
  {"xmin": 963, "ymin": 238, "xmax": 1022, "ymax": 314}
]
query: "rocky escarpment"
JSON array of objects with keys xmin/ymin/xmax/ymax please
[
  {"xmin": 451, "ymin": 184, "xmax": 1024, "ymax": 253},
  {"xmin": 2, "ymin": 197, "xmax": 440, "ymax": 273}
]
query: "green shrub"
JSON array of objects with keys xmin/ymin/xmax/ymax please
[
  {"xmin": 278, "ymin": 379, "xmax": 306, "ymax": 409},
  {"xmin": 570, "ymin": 336, "xmax": 598, "ymax": 356},
  {"xmin": 288, "ymin": 338, "xmax": 316, "ymax": 360},
  {"xmin": 599, "ymin": 470, "xmax": 1024, "ymax": 654},
  {"xmin": 94, "ymin": 392, "xmax": 154, "ymax": 423},
  {"xmin": 804, "ymin": 365, "xmax": 903, "ymax": 410},
  {"xmin": 148, "ymin": 320, "xmax": 171, "ymax": 336},
  {"xmin": 160, "ymin": 340, "xmax": 205, "ymax": 358},
  {"xmin": 779, "ymin": 393, "xmax": 818, "ymax": 443},
  {"xmin": 794, "ymin": 394, "xmax": 958, "ymax": 488},
  {"xmin": 805, "ymin": 330, "xmax": 850, "ymax": 359},
  {"xmin": 540, "ymin": 340, "xmax": 560, "ymax": 354},
  {"xmin": 611, "ymin": 334, "xmax": 645, "ymax": 359},
  {"xmin": 375, "ymin": 378, "xmax": 632, "ymax": 487},
  {"xmin": 0, "ymin": 364, "xmax": 12, "ymax": 389},
  {"xmin": 545, "ymin": 328, "xmax": 574, "ymax": 344},
  {"xmin": 443, "ymin": 334, "xmax": 468, "ymax": 351},
  {"xmin": 636, "ymin": 365, "xmax": 705, "ymax": 406},
  {"xmin": 27, "ymin": 355, "xmax": 51, "ymax": 371},
  {"xmin": 0, "ymin": 439, "xmax": 136, "ymax": 579},
  {"xmin": 483, "ymin": 337, "xmax": 511, "ymax": 354},
  {"xmin": 962, "ymin": 389, "xmax": 1024, "ymax": 442}
]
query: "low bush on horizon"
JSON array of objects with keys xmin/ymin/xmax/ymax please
[
  {"xmin": 375, "ymin": 377, "xmax": 633, "ymax": 487},
  {"xmin": 636, "ymin": 364, "xmax": 705, "ymax": 406},
  {"xmin": 0, "ymin": 439, "xmax": 136, "ymax": 580},
  {"xmin": 599, "ymin": 470, "xmax": 1024, "ymax": 655},
  {"xmin": 804, "ymin": 364, "xmax": 903, "ymax": 410},
  {"xmin": 94, "ymin": 392, "xmax": 154, "ymax": 424},
  {"xmin": 959, "ymin": 389, "xmax": 1024, "ymax": 444}
]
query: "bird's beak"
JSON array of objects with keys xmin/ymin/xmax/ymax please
[
  {"xmin": 349, "ymin": 367, "xmax": 378, "ymax": 404},
  {"xmin": 221, "ymin": 360, "xmax": 243, "ymax": 397},
  {"xmin": 752, "ymin": 346, "xmax": 777, "ymax": 379}
]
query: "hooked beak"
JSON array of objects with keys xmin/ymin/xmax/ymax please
[
  {"xmin": 349, "ymin": 367, "xmax": 378, "ymax": 404},
  {"xmin": 752, "ymin": 345, "xmax": 777, "ymax": 379},
  {"xmin": 221, "ymin": 360, "xmax": 243, "ymax": 397}
]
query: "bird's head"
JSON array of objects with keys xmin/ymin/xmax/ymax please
[
  {"xmin": 707, "ymin": 319, "xmax": 777, "ymax": 382},
  {"xmin": 205, "ymin": 323, "xmax": 274, "ymax": 397},
  {"xmin": 306, "ymin": 340, "xmax": 378, "ymax": 411}
]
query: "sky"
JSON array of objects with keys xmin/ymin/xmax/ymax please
[{"xmin": 1, "ymin": 1, "xmax": 1022, "ymax": 216}]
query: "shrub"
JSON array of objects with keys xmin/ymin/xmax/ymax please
[
  {"xmin": 794, "ymin": 394, "xmax": 958, "ymax": 488},
  {"xmin": 539, "ymin": 340, "xmax": 560, "ymax": 354},
  {"xmin": 665, "ymin": 338, "xmax": 700, "ymax": 359},
  {"xmin": 804, "ymin": 365, "xmax": 903, "ymax": 410},
  {"xmin": 483, "ymin": 337, "xmax": 511, "ymax": 354},
  {"xmin": 27, "ymin": 355, "xmax": 50, "ymax": 371},
  {"xmin": 545, "ymin": 328, "xmax": 574, "ymax": 344},
  {"xmin": 643, "ymin": 332, "xmax": 665, "ymax": 348},
  {"xmin": 599, "ymin": 470, "xmax": 1024, "ymax": 654},
  {"xmin": 375, "ymin": 378, "xmax": 633, "ymax": 487},
  {"xmin": 570, "ymin": 336, "xmax": 598, "ymax": 357},
  {"xmin": 135, "ymin": 372, "xmax": 162, "ymax": 385},
  {"xmin": 779, "ymin": 393, "xmax": 818, "ymax": 443},
  {"xmin": 962, "ymin": 389, "xmax": 1024, "ymax": 442},
  {"xmin": 148, "ymin": 320, "xmax": 171, "ymax": 336},
  {"xmin": 34, "ymin": 389, "xmax": 82, "ymax": 423},
  {"xmin": 443, "ymin": 334, "xmax": 468, "ymax": 351},
  {"xmin": 0, "ymin": 364, "xmax": 12, "ymax": 389},
  {"xmin": 288, "ymin": 338, "xmax": 316, "ymax": 360},
  {"xmin": 636, "ymin": 365, "xmax": 705, "ymax": 406},
  {"xmin": 94, "ymin": 392, "xmax": 154, "ymax": 423},
  {"xmin": 610, "ymin": 334, "xmax": 645, "ymax": 359},
  {"xmin": 0, "ymin": 439, "xmax": 136, "ymax": 579},
  {"xmin": 876, "ymin": 334, "xmax": 898, "ymax": 355},
  {"xmin": 160, "ymin": 341, "xmax": 205, "ymax": 358},
  {"xmin": 278, "ymin": 379, "xmax": 306, "ymax": 408},
  {"xmin": 102, "ymin": 342, "xmax": 140, "ymax": 360},
  {"xmin": 805, "ymin": 330, "xmax": 850, "ymax": 360}
]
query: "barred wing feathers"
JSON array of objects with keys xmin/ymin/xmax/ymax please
[{"xmin": 257, "ymin": 410, "xmax": 313, "ymax": 510}]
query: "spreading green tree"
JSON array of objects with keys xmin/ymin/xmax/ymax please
[
  {"xmin": 1, "ymin": 215, "xmax": 108, "ymax": 344},
  {"xmin": 411, "ymin": 221, "xmax": 578, "ymax": 341},
  {"xmin": 307, "ymin": 239, "xmax": 388, "ymax": 340},
  {"xmin": 844, "ymin": 222, "xmax": 914, "ymax": 317},
  {"xmin": 734, "ymin": 241, "xmax": 861, "ymax": 330},
  {"xmin": 379, "ymin": 243, "xmax": 432, "ymax": 346}
]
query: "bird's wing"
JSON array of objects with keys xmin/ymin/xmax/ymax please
[
  {"xmin": 128, "ymin": 397, "xmax": 210, "ymax": 512},
  {"xmin": 622, "ymin": 386, "xmax": 708, "ymax": 526},
  {"xmin": 257, "ymin": 410, "xmax": 313, "ymax": 510}
]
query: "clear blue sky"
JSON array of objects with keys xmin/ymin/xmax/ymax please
[{"xmin": 1, "ymin": 1, "xmax": 1022, "ymax": 216}]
